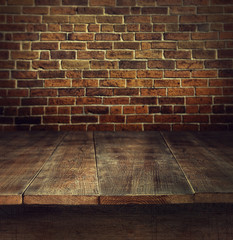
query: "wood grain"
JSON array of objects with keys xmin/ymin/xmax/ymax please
[
  {"xmin": 0, "ymin": 132, "xmax": 64, "ymax": 205},
  {"xmin": 1, "ymin": 204, "xmax": 232, "ymax": 240},
  {"xmin": 94, "ymin": 132, "xmax": 193, "ymax": 204},
  {"xmin": 24, "ymin": 132, "xmax": 99, "ymax": 205},
  {"xmin": 162, "ymin": 132, "xmax": 233, "ymax": 203}
]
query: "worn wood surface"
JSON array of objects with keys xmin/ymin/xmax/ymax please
[
  {"xmin": 162, "ymin": 132, "xmax": 233, "ymax": 203},
  {"xmin": 0, "ymin": 204, "xmax": 232, "ymax": 240},
  {"xmin": 24, "ymin": 132, "xmax": 99, "ymax": 205},
  {"xmin": 0, "ymin": 132, "xmax": 64, "ymax": 205},
  {"xmin": 95, "ymin": 132, "xmax": 193, "ymax": 204}
]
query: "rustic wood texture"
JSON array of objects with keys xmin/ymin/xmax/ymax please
[
  {"xmin": 94, "ymin": 132, "xmax": 193, "ymax": 204},
  {"xmin": 24, "ymin": 132, "xmax": 99, "ymax": 205},
  {"xmin": 0, "ymin": 132, "xmax": 64, "ymax": 205},
  {"xmin": 0, "ymin": 204, "xmax": 232, "ymax": 240},
  {"xmin": 162, "ymin": 132, "xmax": 233, "ymax": 203}
]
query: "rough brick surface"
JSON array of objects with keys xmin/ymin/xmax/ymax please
[{"xmin": 0, "ymin": 0, "xmax": 232, "ymax": 131}]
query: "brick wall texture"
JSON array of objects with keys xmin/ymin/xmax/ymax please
[{"xmin": 0, "ymin": 0, "xmax": 233, "ymax": 131}]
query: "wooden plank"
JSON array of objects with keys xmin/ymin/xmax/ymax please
[
  {"xmin": 0, "ymin": 132, "xmax": 64, "ymax": 205},
  {"xmin": 162, "ymin": 132, "xmax": 233, "ymax": 203},
  {"xmin": 1, "ymin": 204, "xmax": 233, "ymax": 240},
  {"xmin": 94, "ymin": 132, "xmax": 193, "ymax": 205},
  {"xmin": 24, "ymin": 132, "xmax": 99, "ymax": 205}
]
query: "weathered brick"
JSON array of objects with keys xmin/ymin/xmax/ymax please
[
  {"xmin": 23, "ymin": 7, "xmax": 48, "ymax": 14},
  {"xmin": 110, "ymin": 70, "xmax": 136, "ymax": 78},
  {"xmin": 155, "ymin": 115, "xmax": 181, "ymax": 123},
  {"xmin": 62, "ymin": 0, "xmax": 88, "ymax": 5},
  {"xmin": 164, "ymin": 33, "xmax": 190, "ymax": 40},
  {"xmin": 8, "ymin": 0, "xmax": 33, "ymax": 5},
  {"xmin": 142, "ymin": 7, "xmax": 167, "ymax": 14},
  {"xmin": 68, "ymin": 33, "xmax": 94, "ymax": 41},
  {"xmin": 0, "ymin": 61, "xmax": 14, "ymax": 69},
  {"xmin": 141, "ymin": 88, "xmax": 166, "ymax": 96},
  {"xmin": 193, "ymin": 50, "xmax": 216, "ymax": 59},
  {"xmin": 136, "ymin": 33, "xmax": 161, "ymax": 40},
  {"xmin": 105, "ymin": 7, "xmax": 130, "ymax": 15},
  {"xmin": 39, "ymin": 71, "xmax": 65, "ymax": 79},
  {"xmin": 36, "ymin": 0, "xmax": 60, "ymax": 5},
  {"xmin": 62, "ymin": 60, "xmax": 89, "ymax": 69},
  {"xmin": 192, "ymin": 32, "xmax": 218, "ymax": 40},
  {"xmin": 95, "ymin": 33, "xmax": 120, "ymax": 41},
  {"xmin": 196, "ymin": 87, "xmax": 222, "ymax": 96},
  {"xmin": 97, "ymin": 16, "xmax": 122, "ymax": 23},
  {"xmin": 137, "ymin": 70, "xmax": 163, "ymax": 78},
  {"xmin": 32, "ymin": 42, "xmax": 58, "ymax": 50},
  {"xmin": 205, "ymin": 60, "xmax": 232, "ymax": 69},
  {"xmin": 135, "ymin": 50, "xmax": 162, "ymax": 59},
  {"xmin": 70, "ymin": 16, "xmax": 95, "ymax": 23},
  {"xmin": 76, "ymin": 7, "xmax": 103, "ymax": 14},
  {"xmin": 107, "ymin": 51, "xmax": 133, "ymax": 59},
  {"xmin": 177, "ymin": 60, "xmax": 203, "ymax": 69},
  {"xmin": 0, "ymin": 7, "xmax": 21, "ymax": 14},
  {"xmin": 127, "ymin": 115, "xmax": 153, "ymax": 123},
  {"xmin": 90, "ymin": 0, "xmax": 115, "ymax": 6},
  {"xmin": 219, "ymin": 69, "xmax": 233, "ymax": 77},
  {"xmin": 183, "ymin": 0, "xmax": 208, "ymax": 5},
  {"xmin": 86, "ymin": 88, "xmax": 113, "ymax": 96},
  {"xmin": 151, "ymin": 42, "xmax": 176, "ymax": 49},
  {"xmin": 83, "ymin": 70, "xmax": 108, "ymax": 78},
  {"xmin": 159, "ymin": 97, "xmax": 184, "ymax": 104},
  {"xmin": 0, "ymin": 42, "xmax": 20, "ymax": 50},
  {"xmin": 32, "ymin": 61, "xmax": 60, "ymax": 69},
  {"xmin": 164, "ymin": 51, "xmax": 191, "ymax": 59},
  {"xmin": 11, "ymin": 51, "xmax": 39, "ymax": 60},
  {"xmin": 91, "ymin": 61, "xmax": 117, "ymax": 69},
  {"xmin": 170, "ymin": 6, "xmax": 196, "ymax": 14},
  {"xmin": 119, "ymin": 61, "xmax": 146, "ymax": 69},
  {"xmin": 43, "ymin": 16, "xmax": 68, "ymax": 23},
  {"xmin": 165, "ymin": 70, "xmax": 191, "ymax": 78},
  {"xmin": 218, "ymin": 50, "xmax": 233, "ymax": 58},
  {"xmin": 78, "ymin": 51, "xmax": 104, "ymax": 59},
  {"xmin": 13, "ymin": 33, "xmax": 39, "ymax": 41},
  {"xmin": 155, "ymin": 80, "xmax": 180, "ymax": 87},
  {"xmin": 85, "ymin": 106, "xmax": 108, "ymax": 114},
  {"xmin": 14, "ymin": 16, "xmax": 41, "ymax": 23},
  {"xmin": 51, "ymin": 51, "xmax": 75, "ymax": 59},
  {"xmin": 192, "ymin": 70, "xmax": 218, "ymax": 78},
  {"xmin": 152, "ymin": 16, "xmax": 178, "ymax": 23},
  {"xmin": 117, "ymin": 0, "xmax": 136, "ymax": 6},
  {"xmin": 114, "ymin": 42, "xmax": 140, "ymax": 50},
  {"xmin": 114, "ymin": 88, "xmax": 139, "ymax": 96},
  {"xmin": 41, "ymin": 33, "xmax": 66, "ymax": 41}
]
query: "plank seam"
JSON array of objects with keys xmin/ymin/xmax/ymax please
[
  {"xmin": 21, "ymin": 132, "xmax": 68, "ymax": 204},
  {"xmin": 160, "ymin": 132, "xmax": 195, "ymax": 195},
  {"xmin": 93, "ymin": 131, "xmax": 101, "ymax": 205}
]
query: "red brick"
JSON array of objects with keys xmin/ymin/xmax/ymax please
[
  {"xmin": 51, "ymin": 51, "xmax": 75, "ymax": 59},
  {"xmin": 0, "ymin": 71, "xmax": 9, "ymax": 79},
  {"xmin": 164, "ymin": 51, "xmax": 191, "ymax": 59},
  {"xmin": 192, "ymin": 70, "xmax": 218, "ymax": 78},
  {"xmin": 184, "ymin": 115, "xmax": 209, "ymax": 123},
  {"xmin": 104, "ymin": 97, "xmax": 128, "ymax": 105},
  {"xmin": 100, "ymin": 115, "xmax": 125, "ymax": 123},
  {"xmin": 107, "ymin": 51, "xmax": 133, "ymax": 59},
  {"xmin": 43, "ymin": 116, "xmax": 69, "ymax": 124},
  {"xmin": 90, "ymin": 0, "xmax": 115, "ymax": 6},
  {"xmin": 71, "ymin": 107, "xmax": 83, "ymax": 114},
  {"xmin": 180, "ymin": 15, "xmax": 206, "ymax": 23},
  {"xmin": 0, "ymin": 51, "xmax": 9, "ymax": 60},
  {"xmin": 0, "ymin": 61, "xmax": 14, "ymax": 69},
  {"xmin": 8, "ymin": 89, "xmax": 28, "ymax": 97},
  {"xmin": 110, "ymin": 70, "xmax": 136, "ymax": 78},
  {"xmin": 14, "ymin": 16, "xmax": 41, "ymax": 23},
  {"xmin": 212, "ymin": 0, "xmax": 233, "ymax": 4},
  {"xmin": 97, "ymin": 16, "xmax": 122, "ymax": 23},
  {"xmin": 127, "ymin": 115, "xmax": 153, "ymax": 123},
  {"xmin": 39, "ymin": 71, "xmax": 65, "ymax": 79},
  {"xmin": 31, "ymin": 89, "xmax": 57, "ymax": 97},
  {"xmin": 192, "ymin": 32, "xmax": 218, "ymax": 40},
  {"xmin": 85, "ymin": 106, "xmax": 109, "ymax": 114},
  {"xmin": 157, "ymin": 0, "xmax": 182, "ymax": 5},
  {"xmin": 88, "ymin": 42, "xmax": 112, "ymax": 49},
  {"xmin": 173, "ymin": 124, "xmax": 198, "ymax": 131},
  {"xmin": 170, "ymin": 6, "xmax": 196, "ymax": 14},
  {"xmin": 114, "ymin": 88, "xmax": 139, "ymax": 96},
  {"xmin": 21, "ymin": 98, "xmax": 47, "ymax": 106},
  {"xmin": 205, "ymin": 60, "xmax": 232, "ymax": 69},
  {"xmin": 152, "ymin": 16, "xmax": 178, "ymax": 23},
  {"xmin": 168, "ymin": 88, "xmax": 194, "ymax": 96},
  {"xmin": 76, "ymin": 7, "xmax": 103, "ymax": 14},
  {"xmin": 159, "ymin": 97, "xmax": 184, "ymax": 104},
  {"xmin": 13, "ymin": 33, "xmax": 39, "ymax": 41},
  {"xmin": 117, "ymin": 0, "xmax": 136, "ymax": 6},
  {"xmin": 49, "ymin": 97, "xmax": 75, "ymax": 105},
  {"xmin": 127, "ymin": 79, "xmax": 152, "ymax": 88},
  {"xmin": 164, "ymin": 33, "xmax": 190, "ymax": 40},
  {"xmin": 23, "ymin": 7, "xmax": 48, "ymax": 14},
  {"xmin": 95, "ymin": 33, "xmax": 120, "ymax": 41},
  {"xmin": 91, "ymin": 61, "xmax": 117, "ymax": 69},
  {"xmin": 155, "ymin": 80, "xmax": 180, "ymax": 87},
  {"xmin": 219, "ymin": 70, "xmax": 233, "ymax": 78},
  {"xmin": 210, "ymin": 79, "xmax": 233, "ymax": 87},
  {"xmin": 135, "ymin": 33, "xmax": 161, "ymax": 40},
  {"xmin": 59, "ymin": 88, "xmax": 84, "ymax": 96},
  {"xmin": 73, "ymin": 78, "xmax": 97, "ymax": 87},
  {"xmin": 155, "ymin": 115, "xmax": 181, "ymax": 123},
  {"xmin": 0, "ymin": 42, "xmax": 20, "ymax": 50},
  {"xmin": 131, "ymin": 97, "xmax": 157, "ymax": 104},
  {"xmin": 142, "ymin": 7, "xmax": 167, "ymax": 14},
  {"xmin": 83, "ymin": 70, "xmax": 108, "ymax": 78},
  {"xmin": 86, "ymin": 88, "xmax": 113, "ymax": 96},
  {"xmin": 12, "ymin": 71, "xmax": 37, "ymax": 79},
  {"xmin": 218, "ymin": 50, "xmax": 233, "ymax": 58},
  {"xmin": 184, "ymin": 0, "xmax": 208, "ymax": 4},
  {"xmin": 36, "ymin": 0, "xmax": 60, "ymax": 4},
  {"xmin": 62, "ymin": 0, "xmax": 88, "ymax": 5},
  {"xmin": 182, "ymin": 79, "xmax": 207, "ymax": 87},
  {"xmin": 186, "ymin": 97, "xmax": 212, "ymax": 104},
  {"xmin": 45, "ymin": 79, "xmax": 71, "ymax": 87},
  {"xmin": 110, "ymin": 106, "xmax": 121, "ymax": 114},
  {"xmin": 88, "ymin": 124, "xmax": 114, "ymax": 131},
  {"xmin": 77, "ymin": 51, "xmax": 104, "ymax": 59},
  {"xmin": 119, "ymin": 61, "xmax": 146, "ymax": 69},
  {"xmin": 76, "ymin": 97, "xmax": 102, "ymax": 105},
  {"xmin": 115, "ymin": 124, "xmax": 143, "ymax": 131},
  {"xmin": 105, "ymin": 7, "xmax": 130, "ymax": 15},
  {"xmin": 141, "ymin": 88, "xmax": 166, "ymax": 96},
  {"xmin": 125, "ymin": 16, "xmax": 150, "ymax": 23},
  {"xmin": 177, "ymin": 60, "xmax": 203, "ymax": 69},
  {"xmin": 32, "ymin": 42, "xmax": 58, "ymax": 50},
  {"xmin": 196, "ymin": 87, "xmax": 222, "ymax": 96},
  {"xmin": 32, "ymin": 61, "xmax": 59, "ymax": 69},
  {"xmin": 193, "ymin": 50, "xmax": 216, "ymax": 59},
  {"xmin": 148, "ymin": 60, "xmax": 175, "ymax": 69},
  {"xmin": 114, "ymin": 42, "xmax": 140, "ymax": 50},
  {"xmin": 41, "ymin": 33, "xmax": 66, "ymax": 41},
  {"xmin": 165, "ymin": 71, "xmax": 191, "ymax": 78}
]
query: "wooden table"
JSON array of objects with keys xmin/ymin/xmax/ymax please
[{"xmin": 0, "ymin": 131, "xmax": 232, "ymax": 206}]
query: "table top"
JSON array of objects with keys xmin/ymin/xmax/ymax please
[{"xmin": 0, "ymin": 131, "xmax": 232, "ymax": 205}]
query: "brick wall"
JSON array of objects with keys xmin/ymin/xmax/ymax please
[{"xmin": 0, "ymin": 0, "xmax": 233, "ymax": 131}]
